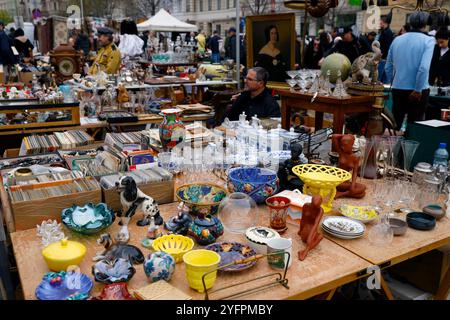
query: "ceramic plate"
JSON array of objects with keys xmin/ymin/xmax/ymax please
[
  {"xmin": 321, "ymin": 227, "xmax": 364, "ymax": 240},
  {"xmin": 322, "ymin": 216, "xmax": 365, "ymax": 235},
  {"xmin": 245, "ymin": 226, "xmax": 281, "ymax": 245},
  {"xmin": 35, "ymin": 271, "xmax": 93, "ymax": 300},
  {"xmin": 205, "ymin": 242, "xmax": 257, "ymax": 272},
  {"xmin": 321, "ymin": 224, "xmax": 364, "ymax": 236},
  {"xmin": 340, "ymin": 205, "xmax": 378, "ymax": 224}
]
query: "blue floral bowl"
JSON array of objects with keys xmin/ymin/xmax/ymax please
[
  {"xmin": 144, "ymin": 251, "xmax": 176, "ymax": 283},
  {"xmin": 176, "ymin": 183, "xmax": 227, "ymax": 216},
  {"xmin": 61, "ymin": 203, "xmax": 114, "ymax": 235},
  {"xmin": 227, "ymin": 167, "xmax": 279, "ymax": 204},
  {"xmin": 35, "ymin": 271, "xmax": 93, "ymax": 300}
]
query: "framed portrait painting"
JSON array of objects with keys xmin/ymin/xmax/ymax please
[{"xmin": 246, "ymin": 13, "xmax": 296, "ymax": 86}]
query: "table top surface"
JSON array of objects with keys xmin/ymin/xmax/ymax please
[
  {"xmin": 9, "ymin": 176, "xmax": 450, "ymax": 300},
  {"xmin": 10, "ymin": 202, "xmax": 371, "ymax": 300},
  {"xmin": 330, "ymin": 181, "xmax": 450, "ymax": 266},
  {"xmin": 278, "ymin": 90, "xmax": 377, "ymax": 104}
]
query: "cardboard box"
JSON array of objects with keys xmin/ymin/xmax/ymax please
[
  {"xmin": 9, "ymin": 177, "xmax": 102, "ymax": 231},
  {"xmin": 0, "ymin": 65, "xmax": 5, "ymax": 83},
  {"xmin": 18, "ymin": 71, "xmax": 45, "ymax": 86}
]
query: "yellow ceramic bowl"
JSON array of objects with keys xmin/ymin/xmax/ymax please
[
  {"xmin": 42, "ymin": 239, "xmax": 86, "ymax": 271},
  {"xmin": 292, "ymin": 164, "xmax": 352, "ymax": 213},
  {"xmin": 183, "ymin": 249, "xmax": 221, "ymax": 293},
  {"xmin": 152, "ymin": 234, "xmax": 194, "ymax": 263}
]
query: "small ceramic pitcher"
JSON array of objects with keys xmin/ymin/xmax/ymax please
[{"xmin": 266, "ymin": 238, "xmax": 292, "ymax": 270}]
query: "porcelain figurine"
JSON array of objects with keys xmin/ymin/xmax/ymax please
[
  {"xmin": 115, "ymin": 176, "xmax": 164, "ymax": 228},
  {"xmin": 165, "ymin": 202, "xmax": 193, "ymax": 235},
  {"xmin": 298, "ymin": 195, "xmax": 324, "ymax": 261},
  {"xmin": 93, "ymin": 233, "xmax": 145, "ymax": 265},
  {"xmin": 278, "ymin": 142, "xmax": 306, "ymax": 191},
  {"xmin": 143, "ymin": 252, "xmax": 176, "ymax": 283},
  {"xmin": 36, "ymin": 219, "xmax": 66, "ymax": 247},
  {"xmin": 141, "ymin": 216, "xmax": 164, "ymax": 248},
  {"xmin": 332, "ymin": 134, "xmax": 366, "ymax": 199},
  {"xmin": 188, "ymin": 212, "xmax": 224, "ymax": 245}
]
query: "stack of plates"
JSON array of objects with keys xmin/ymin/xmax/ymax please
[{"xmin": 322, "ymin": 216, "xmax": 365, "ymax": 239}]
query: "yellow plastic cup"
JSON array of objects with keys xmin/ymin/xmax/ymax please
[{"xmin": 183, "ymin": 249, "xmax": 221, "ymax": 292}]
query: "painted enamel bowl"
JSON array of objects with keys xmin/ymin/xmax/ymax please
[
  {"xmin": 227, "ymin": 167, "xmax": 279, "ymax": 204},
  {"xmin": 61, "ymin": 203, "xmax": 114, "ymax": 235},
  {"xmin": 92, "ymin": 258, "xmax": 136, "ymax": 284},
  {"xmin": 35, "ymin": 271, "xmax": 93, "ymax": 300},
  {"xmin": 176, "ymin": 183, "xmax": 227, "ymax": 216}
]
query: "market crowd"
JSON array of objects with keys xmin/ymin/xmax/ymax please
[{"xmin": 0, "ymin": 11, "xmax": 448, "ymax": 131}]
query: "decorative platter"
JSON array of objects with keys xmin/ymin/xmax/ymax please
[
  {"xmin": 205, "ymin": 242, "xmax": 257, "ymax": 272},
  {"xmin": 35, "ymin": 271, "xmax": 93, "ymax": 300},
  {"xmin": 340, "ymin": 205, "xmax": 378, "ymax": 224}
]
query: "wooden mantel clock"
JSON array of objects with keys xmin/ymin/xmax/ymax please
[{"xmin": 49, "ymin": 44, "xmax": 83, "ymax": 84}]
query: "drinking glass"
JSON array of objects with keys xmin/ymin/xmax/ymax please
[{"xmin": 401, "ymin": 140, "xmax": 420, "ymax": 179}]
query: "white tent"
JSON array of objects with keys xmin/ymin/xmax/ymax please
[{"xmin": 137, "ymin": 9, "xmax": 197, "ymax": 32}]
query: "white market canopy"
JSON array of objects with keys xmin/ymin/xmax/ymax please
[{"xmin": 137, "ymin": 9, "xmax": 198, "ymax": 32}]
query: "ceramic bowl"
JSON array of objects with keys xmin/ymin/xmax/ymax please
[
  {"xmin": 92, "ymin": 258, "xmax": 136, "ymax": 284},
  {"xmin": 183, "ymin": 249, "xmax": 221, "ymax": 293},
  {"xmin": 176, "ymin": 183, "xmax": 227, "ymax": 216},
  {"xmin": 42, "ymin": 239, "xmax": 86, "ymax": 271},
  {"xmin": 406, "ymin": 212, "xmax": 436, "ymax": 231},
  {"xmin": 227, "ymin": 167, "xmax": 279, "ymax": 204},
  {"xmin": 151, "ymin": 234, "xmax": 194, "ymax": 263},
  {"xmin": 388, "ymin": 218, "xmax": 408, "ymax": 236},
  {"xmin": 422, "ymin": 205, "xmax": 446, "ymax": 220},
  {"xmin": 61, "ymin": 203, "xmax": 114, "ymax": 235},
  {"xmin": 35, "ymin": 271, "xmax": 93, "ymax": 300}
]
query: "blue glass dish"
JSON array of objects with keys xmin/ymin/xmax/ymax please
[
  {"xmin": 227, "ymin": 167, "xmax": 279, "ymax": 204},
  {"xmin": 61, "ymin": 203, "xmax": 114, "ymax": 235},
  {"xmin": 35, "ymin": 271, "xmax": 93, "ymax": 300}
]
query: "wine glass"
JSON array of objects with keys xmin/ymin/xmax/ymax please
[
  {"xmin": 286, "ymin": 70, "xmax": 298, "ymax": 80},
  {"xmin": 286, "ymin": 79, "xmax": 297, "ymax": 91}
]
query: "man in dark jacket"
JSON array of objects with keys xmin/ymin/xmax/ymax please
[
  {"xmin": 74, "ymin": 29, "xmax": 90, "ymax": 57},
  {"xmin": 324, "ymin": 27, "xmax": 360, "ymax": 63},
  {"xmin": 227, "ymin": 27, "xmax": 245, "ymax": 63},
  {"xmin": 377, "ymin": 16, "xmax": 394, "ymax": 83},
  {"xmin": 208, "ymin": 30, "xmax": 221, "ymax": 63},
  {"xmin": 226, "ymin": 67, "xmax": 281, "ymax": 121},
  {"xmin": 429, "ymin": 28, "xmax": 450, "ymax": 87},
  {"xmin": 0, "ymin": 21, "xmax": 17, "ymax": 66}
]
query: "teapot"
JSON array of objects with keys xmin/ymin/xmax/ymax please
[{"xmin": 188, "ymin": 213, "xmax": 224, "ymax": 245}]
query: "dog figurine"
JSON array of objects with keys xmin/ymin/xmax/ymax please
[{"xmin": 115, "ymin": 176, "xmax": 163, "ymax": 227}]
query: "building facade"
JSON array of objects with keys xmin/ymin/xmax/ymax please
[{"xmin": 172, "ymin": 0, "xmax": 362, "ymax": 37}]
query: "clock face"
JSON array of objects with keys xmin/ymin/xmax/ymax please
[{"xmin": 58, "ymin": 58, "xmax": 75, "ymax": 76}]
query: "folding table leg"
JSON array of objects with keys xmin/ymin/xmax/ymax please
[
  {"xmin": 380, "ymin": 276, "xmax": 394, "ymax": 300},
  {"xmin": 435, "ymin": 266, "xmax": 450, "ymax": 300}
]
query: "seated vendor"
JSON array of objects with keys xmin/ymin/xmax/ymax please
[
  {"xmin": 226, "ymin": 67, "xmax": 281, "ymax": 121},
  {"xmin": 89, "ymin": 27, "xmax": 121, "ymax": 75}
]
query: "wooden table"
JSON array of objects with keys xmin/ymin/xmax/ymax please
[
  {"xmin": 10, "ymin": 202, "xmax": 372, "ymax": 300},
  {"xmin": 278, "ymin": 90, "xmax": 376, "ymax": 133},
  {"xmin": 330, "ymin": 182, "xmax": 450, "ymax": 300}
]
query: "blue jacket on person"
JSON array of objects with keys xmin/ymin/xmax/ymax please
[{"xmin": 384, "ymin": 31, "xmax": 435, "ymax": 92}]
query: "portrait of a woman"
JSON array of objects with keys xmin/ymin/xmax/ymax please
[{"xmin": 254, "ymin": 25, "xmax": 288, "ymax": 82}]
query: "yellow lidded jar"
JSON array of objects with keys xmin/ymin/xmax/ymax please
[{"xmin": 42, "ymin": 239, "xmax": 87, "ymax": 271}]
